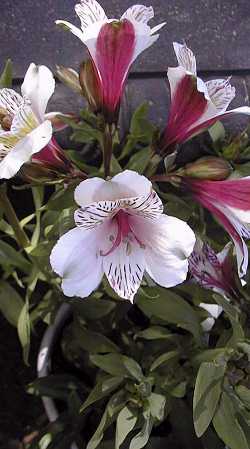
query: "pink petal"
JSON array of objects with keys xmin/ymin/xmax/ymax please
[{"xmin": 95, "ymin": 19, "xmax": 135, "ymax": 115}]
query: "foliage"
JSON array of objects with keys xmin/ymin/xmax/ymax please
[{"xmin": 1, "ymin": 50, "xmax": 250, "ymax": 449}]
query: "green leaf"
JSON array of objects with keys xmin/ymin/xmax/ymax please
[
  {"xmin": 0, "ymin": 59, "xmax": 13, "ymax": 88},
  {"xmin": 17, "ymin": 299, "xmax": 30, "ymax": 365},
  {"xmin": 27, "ymin": 375, "xmax": 83, "ymax": 400},
  {"xmin": 0, "ymin": 281, "xmax": 24, "ymax": 326},
  {"xmin": 193, "ymin": 361, "xmax": 226, "ymax": 437},
  {"xmin": 213, "ymin": 392, "xmax": 249, "ymax": 449},
  {"xmin": 80, "ymin": 375, "xmax": 124, "ymax": 413},
  {"xmin": 135, "ymin": 326, "xmax": 173, "ymax": 340},
  {"xmin": 150, "ymin": 350, "xmax": 179, "ymax": 372},
  {"xmin": 90, "ymin": 354, "xmax": 144, "ymax": 381},
  {"xmin": 86, "ymin": 407, "xmax": 109, "ymax": 449},
  {"xmin": 208, "ymin": 121, "xmax": 226, "ymax": 143},
  {"xmin": 0, "ymin": 240, "xmax": 31, "ymax": 273},
  {"xmin": 137, "ymin": 288, "xmax": 201, "ymax": 343},
  {"xmin": 73, "ymin": 323, "xmax": 119, "ymax": 353},
  {"xmin": 129, "ymin": 410, "xmax": 153, "ymax": 449},
  {"xmin": 90, "ymin": 353, "xmax": 126, "ymax": 377},
  {"xmin": 47, "ymin": 184, "xmax": 77, "ymax": 210},
  {"xmin": 115, "ymin": 406, "xmax": 137, "ymax": 449},
  {"xmin": 235, "ymin": 385, "xmax": 250, "ymax": 409},
  {"xmin": 126, "ymin": 147, "xmax": 151, "ymax": 173},
  {"xmin": 148, "ymin": 393, "xmax": 166, "ymax": 421},
  {"xmin": 72, "ymin": 298, "xmax": 116, "ymax": 320}
]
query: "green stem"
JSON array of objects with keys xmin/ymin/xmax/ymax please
[{"xmin": 0, "ymin": 185, "xmax": 30, "ymax": 249}]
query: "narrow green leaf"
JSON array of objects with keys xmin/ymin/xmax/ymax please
[
  {"xmin": 72, "ymin": 297, "xmax": 116, "ymax": 320},
  {"xmin": 213, "ymin": 392, "xmax": 249, "ymax": 449},
  {"xmin": 126, "ymin": 147, "xmax": 151, "ymax": 173},
  {"xmin": 73, "ymin": 324, "xmax": 119, "ymax": 353},
  {"xmin": 0, "ymin": 240, "xmax": 31, "ymax": 273},
  {"xmin": 135, "ymin": 326, "xmax": 173, "ymax": 340},
  {"xmin": 122, "ymin": 356, "xmax": 144, "ymax": 381},
  {"xmin": 0, "ymin": 281, "xmax": 24, "ymax": 326},
  {"xmin": 115, "ymin": 406, "xmax": 137, "ymax": 449},
  {"xmin": 80, "ymin": 375, "xmax": 123, "ymax": 413},
  {"xmin": 0, "ymin": 59, "xmax": 13, "ymax": 88},
  {"xmin": 17, "ymin": 299, "xmax": 30, "ymax": 365},
  {"xmin": 137, "ymin": 288, "xmax": 201, "ymax": 343},
  {"xmin": 129, "ymin": 410, "xmax": 153, "ymax": 449},
  {"xmin": 193, "ymin": 361, "xmax": 226, "ymax": 437},
  {"xmin": 235, "ymin": 385, "xmax": 250, "ymax": 409},
  {"xmin": 150, "ymin": 350, "xmax": 179, "ymax": 372}
]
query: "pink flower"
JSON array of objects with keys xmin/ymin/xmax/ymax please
[
  {"xmin": 185, "ymin": 176, "xmax": 250, "ymax": 279},
  {"xmin": 189, "ymin": 239, "xmax": 238, "ymax": 299},
  {"xmin": 189, "ymin": 239, "xmax": 238, "ymax": 331},
  {"xmin": 50, "ymin": 170, "xmax": 195, "ymax": 301},
  {"xmin": 161, "ymin": 42, "xmax": 250, "ymax": 151},
  {"xmin": 56, "ymin": 1, "xmax": 165, "ymax": 119}
]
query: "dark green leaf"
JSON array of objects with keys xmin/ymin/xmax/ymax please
[
  {"xmin": 0, "ymin": 281, "xmax": 24, "ymax": 326},
  {"xmin": 150, "ymin": 350, "xmax": 179, "ymax": 372},
  {"xmin": 213, "ymin": 392, "xmax": 249, "ymax": 449},
  {"xmin": 80, "ymin": 375, "xmax": 124, "ymax": 413},
  {"xmin": 193, "ymin": 361, "xmax": 226, "ymax": 437},
  {"xmin": 72, "ymin": 297, "xmax": 116, "ymax": 320},
  {"xmin": 0, "ymin": 240, "xmax": 31, "ymax": 273},
  {"xmin": 137, "ymin": 288, "xmax": 201, "ymax": 343}
]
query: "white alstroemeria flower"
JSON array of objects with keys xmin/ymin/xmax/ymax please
[
  {"xmin": 56, "ymin": 1, "xmax": 165, "ymax": 115},
  {"xmin": 0, "ymin": 63, "xmax": 56, "ymax": 179},
  {"xmin": 50, "ymin": 170, "xmax": 195, "ymax": 301},
  {"xmin": 161, "ymin": 42, "xmax": 250, "ymax": 150}
]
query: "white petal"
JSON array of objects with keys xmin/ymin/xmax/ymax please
[
  {"xmin": 102, "ymin": 232, "xmax": 145, "ymax": 301},
  {"xmin": 10, "ymin": 103, "xmax": 39, "ymax": 134},
  {"xmin": 75, "ymin": 0, "xmax": 107, "ymax": 30},
  {"xmin": 206, "ymin": 78, "xmax": 235, "ymax": 113},
  {"xmin": 74, "ymin": 170, "xmax": 152, "ymax": 208},
  {"xmin": 227, "ymin": 206, "xmax": 250, "ymax": 224},
  {"xmin": 55, "ymin": 20, "xmax": 86, "ymax": 43},
  {"xmin": 121, "ymin": 5, "xmax": 154, "ymax": 24},
  {"xmin": 112, "ymin": 170, "xmax": 152, "ymax": 197},
  {"xmin": 131, "ymin": 214, "xmax": 196, "ymax": 288},
  {"xmin": 130, "ymin": 23, "xmax": 160, "ymax": 64},
  {"xmin": 199, "ymin": 303, "xmax": 223, "ymax": 319},
  {"xmin": 74, "ymin": 177, "xmax": 109, "ymax": 207},
  {"xmin": 217, "ymin": 242, "xmax": 233, "ymax": 265},
  {"xmin": 21, "ymin": 63, "xmax": 55, "ymax": 121},
  {"xmin": 74, "ymin": 200, "xmax": 119, "ymax": 229},
  {"xmin": 150, "ymin": 22, "xmax": 166, "ymax": 35},
  {"xmin": 173, "ymin": 42, "xmax": 197, "ymax": 76},
  {"xmin": 50, "ymin": 226, "xmax": 103, "ymax": 298},
  {"xmin": 0, "ymin": 88, "xmax": 23, "ymax": 115},
  {"xmin": 0, "ymin": 120, "xmax": 52, "ymax": 179}
]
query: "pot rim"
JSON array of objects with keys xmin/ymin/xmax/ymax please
[{"xmin": 37, "ymin": 303, "xmax": 79, "ymax": 449}]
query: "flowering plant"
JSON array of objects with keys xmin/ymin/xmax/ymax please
[{"xmin": 1, "ymin": 2, "xmax": 250, "ymax": 448}]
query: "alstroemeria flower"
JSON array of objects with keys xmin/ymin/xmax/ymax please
[
  {"xmin": 0, "ymin": 63, "xmax": 56, "ymax": 179},
  {"xmin": 161, "ymin": 42, "xmax": 250, "ymax": 151},
  {"xmin": 185, "ymin": 176, "xmax": 250, "ymax": 279},
  {"xmin": 56, "ymin": 0, "xmax": 165, "ymax": 118},
  {"xmin": 50, "ymin": 170, "xmax": 195, "ymax": 301},
  {"xmin": 189, "ymin": 240, "xmax": 239, "ymax": 331}
]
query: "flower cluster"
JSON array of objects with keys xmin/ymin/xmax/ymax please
[{"xmin": 2, "ymin": 2, "xmax": 250, "ymax": 449}]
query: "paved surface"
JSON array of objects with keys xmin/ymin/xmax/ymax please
[{"xmin": 0, "ymin": 0, "xmax": 250, "ymax": 77}]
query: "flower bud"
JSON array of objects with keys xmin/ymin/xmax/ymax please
[
  {"xmin": 1, "ymin": 114, "xmax": 12, "ymax": 131},
  {"xmin": 79, "ymin": 60, "xmax": 102, "ymax": 112},
  {"xmin": 56, "ymin": 65, "xmax": 82, "ymax": 94},
  {"xmin": 178, "ymin": 156, "xmax": 232, "ymax": 181}
]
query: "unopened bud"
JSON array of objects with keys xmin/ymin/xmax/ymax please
[
  {"xmin": 0, "ymin": 107, "xmax": 8, "ymax": 120},
  {"xmin": 56, "ymin": 65, "xmax": 82, "ymax": 94},
  {"xmin": 1, "ymin": 114, "xmax": 12, "ymax": 131},
  {"xmin": 79, "ymin": 60, "xmax": 102, "ymax": 112},
  {"xmin": 178, "ymin": 157, "xmax": 232, "ymax": 181}
]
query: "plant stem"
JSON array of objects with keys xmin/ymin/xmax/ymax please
[
  {"xmin": 103, "ymin": 124, "xmax": 113, "ymax": 178},
  {"xmin": 0, "ymin": 185, "xmax": 30, "ymax": 249}
]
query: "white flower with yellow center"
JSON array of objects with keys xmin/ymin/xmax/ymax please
[{"xmin": 0, "ymin": 63, "xmax": 56, "ymax": 179}]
